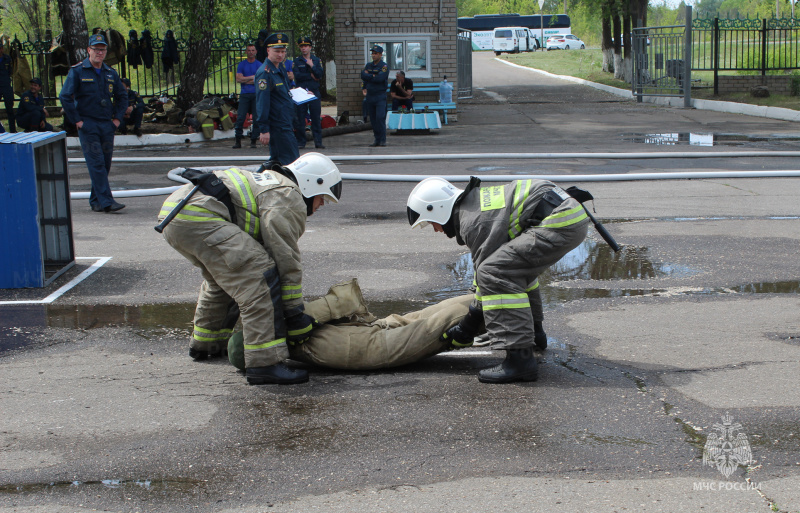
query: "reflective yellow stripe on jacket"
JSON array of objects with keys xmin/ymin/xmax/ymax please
[
  {"xmin": 159, "ymin": 202, "xmax": 227, "ymax": 222},
  {"xmin": 540, "ymin": 205, "xmax": 588, "ymax": 228},
  {"xmin": 281, "ymin": 284, "xmax": 302, "ymax": 302},
  {"xmin": 508, "ymin": 181, "xmax": 588, "ymax": 236},
  {"xmin": 508, "ymin": 179, "xmax": 532, "ymax": 240},
  {"xmin": 222, "ymin": 168, "xmax": 260, "ymax": 238}
]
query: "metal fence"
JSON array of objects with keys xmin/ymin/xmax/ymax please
[
  {"xmin": 456, "ymin": 30, "xmax": 473, "ymax": 99},
  {"xmin": 632, "ymin": 23, "xmax": 691, "ymax": 101},
  {"xmin": 691, "ymin": 16, "xmax": 800, "ymax": 94},
  {"xmin": 14, "ymin": 29, "xmax": 295, "ymax": 104},
  {"xmin": 632, "ymin": 9, "xmax": 800, "ymax": 102}
]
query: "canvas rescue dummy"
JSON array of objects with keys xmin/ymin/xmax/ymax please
[{"xmin": 228, "ymin": 279, "xmax": 476, "ymax": 371}]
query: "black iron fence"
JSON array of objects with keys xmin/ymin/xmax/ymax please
[
  {"xmin": 691, "ymin": 16, "xmax": 800, "ymax": 93},
  {"xmin": 13, "ymin": 29, "xmax": 295, "ymax": 104}
]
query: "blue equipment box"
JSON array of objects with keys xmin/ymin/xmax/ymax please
[{"xmin": 0, "ymin": 132, "xmax": 74, "ymax": 288}]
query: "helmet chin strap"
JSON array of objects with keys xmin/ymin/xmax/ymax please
[
  {"xmin": 303, "ymin": 196, "xmax": 314, "ymax": 216},
  {"xmin": 442, "ymin": 217, "xmax": 456, "ymax": 238}
]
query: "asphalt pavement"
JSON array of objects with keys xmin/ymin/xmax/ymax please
[{"xmin": 1, "ymin": 51, "xmax": 799, "ymax": 513}]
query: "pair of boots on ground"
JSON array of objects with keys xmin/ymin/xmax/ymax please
[{"xmin": 440, "ymin": 304, "xmax": 543, "ymax": 384}]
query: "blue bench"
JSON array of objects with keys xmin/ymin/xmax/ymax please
[{"xmin": 385, "ymin": 83, "xmax": 456, "ymax": 124}]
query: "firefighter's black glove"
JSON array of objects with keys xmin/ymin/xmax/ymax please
[
  {"xmin": 285, "ymin": 306, "xmax": 319, "ymax": 345},
  {"xmin": 439, "ymin": 305, "xmax": 484, "ymax": 349}
]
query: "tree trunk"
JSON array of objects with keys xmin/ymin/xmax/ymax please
[
  {"xmin": 176, "ymin": 34, "xmax": 212, "ymax": 111},
  {"xmin": 613, "ymin": 15, "xmax": 623, "ymax": 80},
  {"xmin": 622, "ymin": 15, "xmax": 632, "ymax": 83},
  {"xmin": 175, "ymin": 0, "xmax": 214, "ymax": 111},
  {"xmin": 311, "ymin": 0, "xmax": 332, "ymax": 99},
  {"xmin": 601, "ymin": 4, "xmax": 613, "ymax": 73},
  {"xmin": 56, "ymin": 0, "xmax": 88, "ymax": 65}
]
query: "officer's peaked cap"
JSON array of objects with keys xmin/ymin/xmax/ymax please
[
  {"xmin": 88, "ymin": 34, "xmax": 108, "ymax": 46},
  {"xmin": 266, "ymin": 33, "xmax": 289, "ymax": 48},
  {"xmin": 30, "ymin": 77, "xmax": 43, "ymax": 86},
  {"xmin": 121, "ymin": 77, "xmax": 131, "ymax": 87},
  {"xmin": 298, "ymin": 36, "xmax": 313, "ymax": 46},
  {"xmin": 370, "ymin": 45, "xmax": 384, "ymax": 54}
]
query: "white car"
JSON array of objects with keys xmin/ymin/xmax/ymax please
[{"xmin": 546, "ymin": 34, "xmax": 586, "ymax": 51}]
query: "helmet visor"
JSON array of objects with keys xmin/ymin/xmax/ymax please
[
  {"xmin": 329, "ymin": 180, "xmax": 342, "ymax": 202},
  {"xmin": 407, "ymin": 206, "xmax": 421, "ymax": 227}
]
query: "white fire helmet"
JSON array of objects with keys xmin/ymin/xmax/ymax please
[
  {"xmin": 406, "ymin": 177, "xmax": 464, "ymax": 228},
  {"xmin": 285, "ymin": 152, "xmax": 342, "ymax": 203}
]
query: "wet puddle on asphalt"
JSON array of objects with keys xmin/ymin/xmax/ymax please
[
  {"xmin": 0, "ymin": 478, "xmax": 202, "ymax": 494},
  {"xmin": 1, "ymin": 239, "xmax": 798, "ymax": 354}
]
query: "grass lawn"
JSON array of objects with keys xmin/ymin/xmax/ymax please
[{"xmin": 498, "ymin": 49, "xmax": 800, "ymax": 111}]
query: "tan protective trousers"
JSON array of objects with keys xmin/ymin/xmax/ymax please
[
  {"xmin": 476, "ymin": 222, "xmax": 589, "ymax": 350},
  {"xmin": 228, "ymin": 279, "xmax": 473, "ymax": 371},
  {"xmin": 163, "ymin": 219, "xmax": 288, "ymax": 368}
]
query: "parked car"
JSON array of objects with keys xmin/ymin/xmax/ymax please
[{"xmin": 546, "ymin": 34, "xmax": 586, "ymax": 51}]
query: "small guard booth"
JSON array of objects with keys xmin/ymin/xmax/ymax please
[{"xmin": 0, "ymin": 132, "xmax": 75, "ymax": 288}]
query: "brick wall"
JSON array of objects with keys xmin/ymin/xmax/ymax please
[
  {"xmin": 332, "ymin": 0, "xmax": 458, "ymax": 116},
  {"xmin": 716, "ymin": 75, "xmax": 795, "ymax": 95}
]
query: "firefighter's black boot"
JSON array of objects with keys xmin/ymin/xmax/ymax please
[
  {"xmin": 534, "ymin": 321, "xmax": 547, "ymax": 351},
  {"xmin": 478, "ymin": 347, "xmax": 538, "ymax": 384},
  {"xmin": 246, "ymin": 364, "xmax": 309, "ymax": 385},
  {"xmin": 189, "ymin": 345, "xmax": 227, "ymax": 361},
  {"xmin": 232, "ymin": 136, "xmax": 242, "ymax": 149}
]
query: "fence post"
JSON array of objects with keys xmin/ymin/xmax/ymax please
[
  {"xmin": 635, "ymin": 19, "xmax": 643, "ymax": 103},
  {"xmin": 684, "ymin": 5, "xmax": 692, "ymax": 107},
  {"xmin": 713, "ymin": 18, "xmax": 719, "ymax": 96},
  {"xmin": 761, "ymin": 18, "xmax": 767, "ymax": 77}
]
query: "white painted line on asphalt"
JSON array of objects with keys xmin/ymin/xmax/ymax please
[
  {"xmin": 0, "ymin": 257, "xmax": 112, "ymax": 306},
  {"xmin": 439, "ymin": 350, "xmax": 495, "ymax": 356}
]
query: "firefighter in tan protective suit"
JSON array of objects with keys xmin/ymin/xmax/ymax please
[
  {"xmin": 158, "ymin": 153, "xmax": 342, "ymax": 385},
  {"xmin": 406, "ymin": 177, "xmax": 590, "ymax": 384}
]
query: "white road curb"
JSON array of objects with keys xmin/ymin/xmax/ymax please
[{"xmin": 66, "ymin": 128, "xmax": 236, "ymax": 149}]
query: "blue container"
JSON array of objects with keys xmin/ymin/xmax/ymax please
[{"xmin": 0, "ymin": 132, "xmax": 74, "ymax": 288}]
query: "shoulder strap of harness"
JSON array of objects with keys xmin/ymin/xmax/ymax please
[{"xmin": 181, "ymin": 168, "xmax": 237, "ymax": 224}]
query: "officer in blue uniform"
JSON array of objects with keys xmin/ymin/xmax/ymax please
[
  {"xmin": 119, "ymin": 77, "xmax": 144, "ymax": 137},
  {"xmin": 16, "ymin": 78, "xmax": 53, "ymax": 132},
  {"xmin": 0, "ymin": 40, "xmax": 17, "ymax": 133},
  {"xmin": 60, "ymin": 34, "xmax": 128, "ymax": 213},
  {"xmin": 293, "ymin": 36, "xmax": 325, "ymax": 149},
  {"xmin": 255, "ymin": 33, "xmax": 299, "ymax": 166},
  {"xmin": 361, "ymin": 45, "xmax": 389, "ymax": 147}
]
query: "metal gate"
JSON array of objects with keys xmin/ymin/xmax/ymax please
[
  {"xmin": 632, "ymin": 6, "xmax": 693, "ymax": 107},
  {"xmin": 457, "ymin": 30, "xmax": 473, "ymax": 99}
]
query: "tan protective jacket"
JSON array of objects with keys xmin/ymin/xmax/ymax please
[{"xmin": 160, "ymin": 167, "xmax": 307, "ymax": 308}]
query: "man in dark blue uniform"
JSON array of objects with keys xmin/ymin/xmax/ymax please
[
  {"xmin": 293, "ymin": 36, "xmax": 325, "ymax": 149},
  {"xmin": 0, "ymin": 40, "xmax": 17, "ymax": 133},
  {"xmin": 60, "ymin": 34, "xmax": 128, "ymax": 213},
  {"xmin": 361, "ymin": 45, "xmax": 389, "ymax": 147},
  {"xmin": 255, "ymin": 33, "xmax": 299, "ymax": 166},
  {"xmin": 119, "ymin": 78, "xmax": 144, "ymax": 137},
  {"xmin": 16, "ymin": 78, "xmax": 53, "ymax": 132}
]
